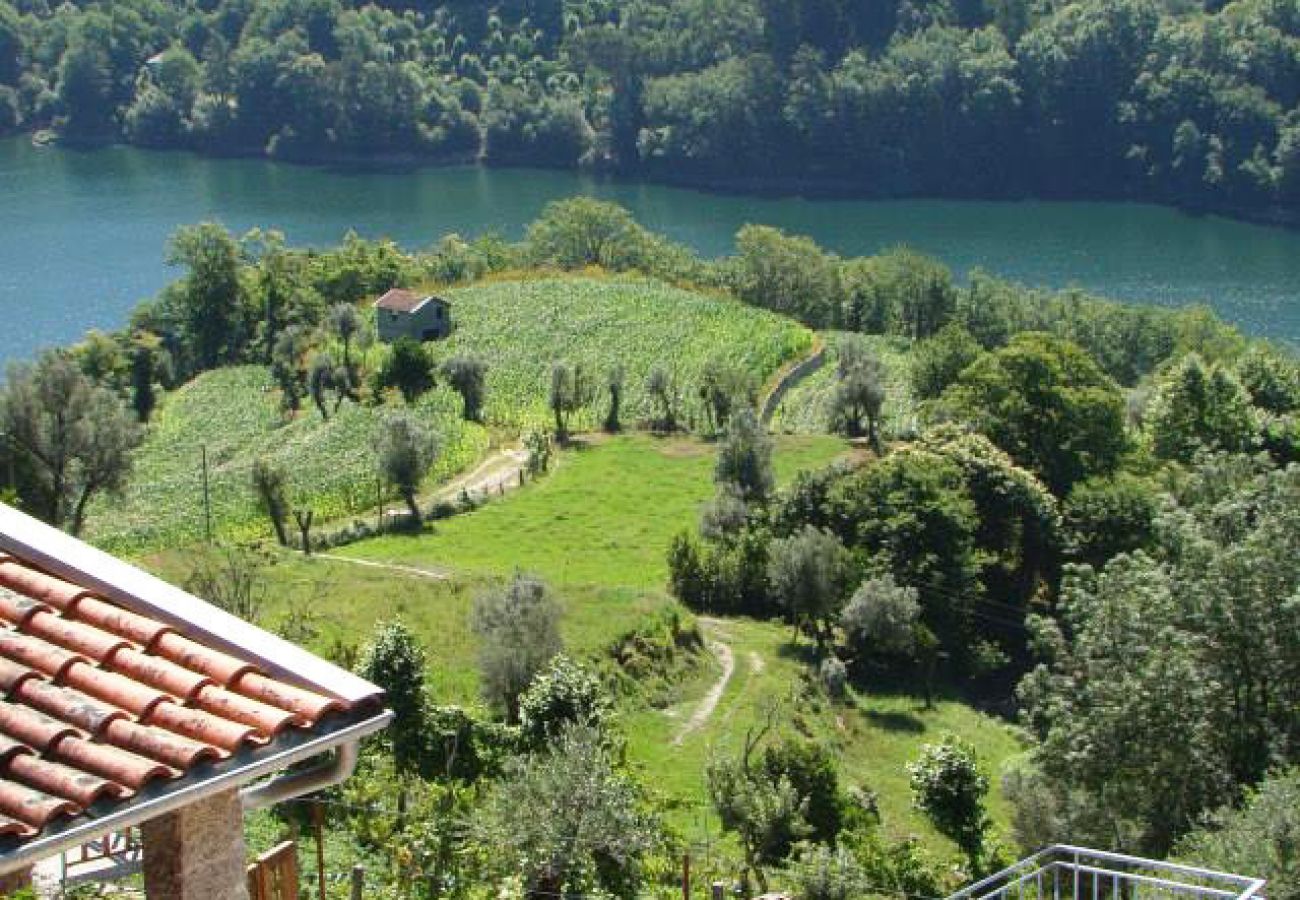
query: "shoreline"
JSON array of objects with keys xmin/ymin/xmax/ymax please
[{"xmin": 28, "ymin": 131, "xmax": 1300, "ymax": 233}]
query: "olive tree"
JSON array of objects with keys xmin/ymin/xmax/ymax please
[
  {"xmin": 716, "ymin": 406, "xmax": 774, "ymax": 503},
  {"xmin": 471, "ymin": 573, "xmax": 563, "ymax": 722},
  {"xmin": 473, "ymin": 723, "xmax": 660, "ymax": 899},
  {"xmin": 1, "ymin": 353, "xmax": 142, "ymax": 535},
  {"xmin": 766, "ymin": 525, "xmax": 854, "ymax": 648},
  {"xmin": 841, "ymin": 574, "xmax": 921, "ymax": 661},
  {"xmin": 441, "ymin": 354, "xmax": 488, "ymax": 421},
  {"xmin": 374, "ymin": 411, "xmax": 438, "ymax": 523}
]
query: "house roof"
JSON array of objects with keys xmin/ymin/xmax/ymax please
[
  {"xmin": 0, "ymin": 503, "xmax": 387, "ymax": 848},
  {"xmin": 373, "ymin": 288, "xmax": 444, "ymax": 314}
]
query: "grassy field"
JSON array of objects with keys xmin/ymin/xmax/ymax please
[
  {"xmin": 425, "ymin": 274, "xmax": 814, "ymax": 430},
  {"xmin": 770, "ymin": 333, "xmax": 917, "ymax": 437},
  {"xmin": 88, "ymin": 367, "xmax": 489, "ymax": 553},
  {"xmin": 332, "ymin": 433, "xmax": 851, "ymax": 591}
]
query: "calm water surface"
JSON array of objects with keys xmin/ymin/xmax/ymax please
[{"xmin": 3, "ymin": 137, "xmax": 1299, "ymax": 365}]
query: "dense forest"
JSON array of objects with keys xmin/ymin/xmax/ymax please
[{"xmin": 2, "ymin": 0, "xmax": 1300, "ymax": 217}]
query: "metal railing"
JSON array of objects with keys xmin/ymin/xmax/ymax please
[{"xmin": 947, "ymin": 846, "xmax": 1267, "ymax": 900}]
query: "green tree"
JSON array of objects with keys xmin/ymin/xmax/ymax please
[
  {"xmin": 708, "ymin": 715, "xmax": 810, "ymax": 890},
  {"xmin": 1, "ymin": 353, "xmax": 141, "ymax": 535},
  {"xmin": 1063, "ymin": 473, "xmax": 1158, "ymax": 568},
  {"xmin": 376, "ymin": 336, "xmax": 434, "ymax": 403},
  {"xmin": 733, "ymin": 225, "xmax": 841, "ymax": 329},
  {"xmin": 518, "ymin": 654, "xmax": 610, "ymax": 748},
  {"xmin": 766, "ymin": 525, "xmax": 854, "ymax": 648},
  {"xmin": 356, "ymin": 619, "xmax": 428, "ymax": 775},
  {"xmin": 1147, "ymin": 354, "xmax": 1256, "ymax": 462},
  {"xmin": 716, "ymin": 406, "xmax": 774, "ymax": 504},
  {"xmin": 441, "ymin": 355, "xmax": 488, "ymax": 422},
  {"xmin": 471, "ymin": 573, "xmax": 563, "ymax": 723},
  {"xmin": 525, "ymin": 198, "xmax": 651, "ymax": 270},
  {"xmin": 1177, "ymin": 768, "xmax": 1300, "ymax": 900},
  {"xmin": 166, "ymin": 223, "xmax": 247, "ymax": 371},
  {"xmin": 908, "ymin": 734, "xmax": 991, "ymax": 872},
  {"xmin": 940, "ymin": 332, "xmax": 1126, "ymax": 494},
  {"xmin": 374, "ymin": 410, "xmax": 438, "ymax": 523},
  {"xmin": 1235, "ymin": 346, "xmax": 1300, "ymax": 414},
  {"xmin": 911, "ymin": 323, "xmax": 984, "ymax": 400}
]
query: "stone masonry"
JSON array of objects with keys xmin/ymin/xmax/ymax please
[{"xmin": 142, "ymin": 789, "xmax": 250, "ymax": 900}]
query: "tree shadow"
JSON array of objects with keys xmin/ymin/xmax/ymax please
[{"xmin": 860, "ymin": 707, "xmax": 926, "ymax": 733}]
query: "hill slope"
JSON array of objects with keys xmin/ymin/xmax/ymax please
[{"xmin": 87, "ymin": 367, "xmax": 488, "ymax": 552}]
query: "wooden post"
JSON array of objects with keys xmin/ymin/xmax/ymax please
[
  {"xmin": 201, "ymin": 444, "xmax": 212, "ymax": 543},
  {"xmin": 683, "ymin": 852, "xmax": 691, "ymax": 900},
  {"xmin": 351, "ymin": 864, "xmax": 365, "ymax": 900},
  {"xmin": 312, "ymin": 801, "xmax": 327, "ymax": 900}
]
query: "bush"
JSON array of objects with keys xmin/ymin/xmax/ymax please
[
  {"xmin": 908, "ymin": 733, "xmax": 990, "ymax": 870},
  {"xmin": 518, "ymin": 654, "xmax": 610, "ymax": 747}
]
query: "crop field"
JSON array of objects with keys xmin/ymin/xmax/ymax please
[
  {"xmin": 769, "ymin": 332, "xmax": 917, "ymax": 436},
  {"xmin": 424, "ymin": 275, "xmax": 814, "ymax": 430},
  {"xmin": 86, "ymin": 367, "xmax": 488, "ymax": 552}
]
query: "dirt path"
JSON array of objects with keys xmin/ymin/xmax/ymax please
[
  {"xmin": 310, "ymin": 551, "xmax": 450, "ymax": 581},
  {"xmin": 433, "ymin": 448, "xmax": 530, "ymax": 505},
  {"xmin": 673, "ymin": 621, "xmax": 737, "ymax": 745}
]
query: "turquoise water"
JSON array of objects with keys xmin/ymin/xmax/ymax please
[{"xmin": 3, "ymin": 137, "xmax": 1299, "ymax": 365}]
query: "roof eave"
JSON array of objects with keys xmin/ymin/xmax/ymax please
[
  {"xmin": 0, "ymin": 709, "xmax": 392, "ymax": 876},
  {"xmin": 0, "ymin": 503, "xmax": 381, "ymax": 705}
]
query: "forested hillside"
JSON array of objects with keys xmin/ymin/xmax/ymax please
[{"xmin": 2, "ymin": 0, "xmax": 1299, "ymax": 218}]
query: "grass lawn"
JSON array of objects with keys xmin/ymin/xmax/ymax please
[{"xmin": 333, "ymin": 433, "xmax": 855, "ymax": 591}]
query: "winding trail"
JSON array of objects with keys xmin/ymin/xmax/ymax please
[{"xmin": 673, "ymin": 620, "xmax": 737, "ymax": 745}]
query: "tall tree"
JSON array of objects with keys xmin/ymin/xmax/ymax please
[
  {"xmin": 471, "ymin": 573, "xmax": 563, "ymax": 722},
  {"xmin": 940, "ymin": 333, "xmax": 1126, "ymax": 495},
  {"xmin": 1, "ymin": 353, "xmax": 141, "ymax": 535},
  {"xmin": 166, "ymin": 223, "xmax": 247, "ymax": 371}
]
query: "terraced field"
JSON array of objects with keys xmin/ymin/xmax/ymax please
[
  {"xmin": 426, "ymin": 274, "xmax": 814, "ymax": 430},
  {"xmin": 769, "ymin": 332, "xmax": 918, "ymax": 437},
  {"xmin": 86, "ymin": 367, "xmax": 488, "ymax": 552}
]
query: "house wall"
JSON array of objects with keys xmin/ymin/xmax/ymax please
[{"xmin": 376, "ymin": 301, "xmax": 450, "ymax": 343}]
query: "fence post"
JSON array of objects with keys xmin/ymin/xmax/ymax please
[{"xmin": 351, "ymin": 864, "xmax": 365, "ymax": 900}]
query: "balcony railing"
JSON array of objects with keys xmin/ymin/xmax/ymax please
[{"xmin": 946, "ymin": 846, "xmax": 1266, "ymax": 900}]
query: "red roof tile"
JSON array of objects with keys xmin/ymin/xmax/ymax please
[
  {"xmin": 0, "ymin": 549, "xmax": 384, "ymax": 846},
  {"xmin": 374, "ymin": 288, "xmax": 444, "ymax": 313}
]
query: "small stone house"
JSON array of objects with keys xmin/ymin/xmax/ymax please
[
  {"xmin": 0, "ymin": 502, "xmax": 392, "ymax": 899},
  {"xmin": 374, "ymin": 288, "xmax": 451, "ymax": 343}
]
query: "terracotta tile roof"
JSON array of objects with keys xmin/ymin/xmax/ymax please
[
  {"xmin": 374, "ymin": 288, "xmax": 443, "ymax": 313},
  {"xmin": 0, "ymin": 551, "xmax": 380, "ymax": 842}
]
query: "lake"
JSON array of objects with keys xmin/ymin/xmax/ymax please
[{"xmin": 3, "ymin": 136, "xmax": 1299, "ymax": 366}]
